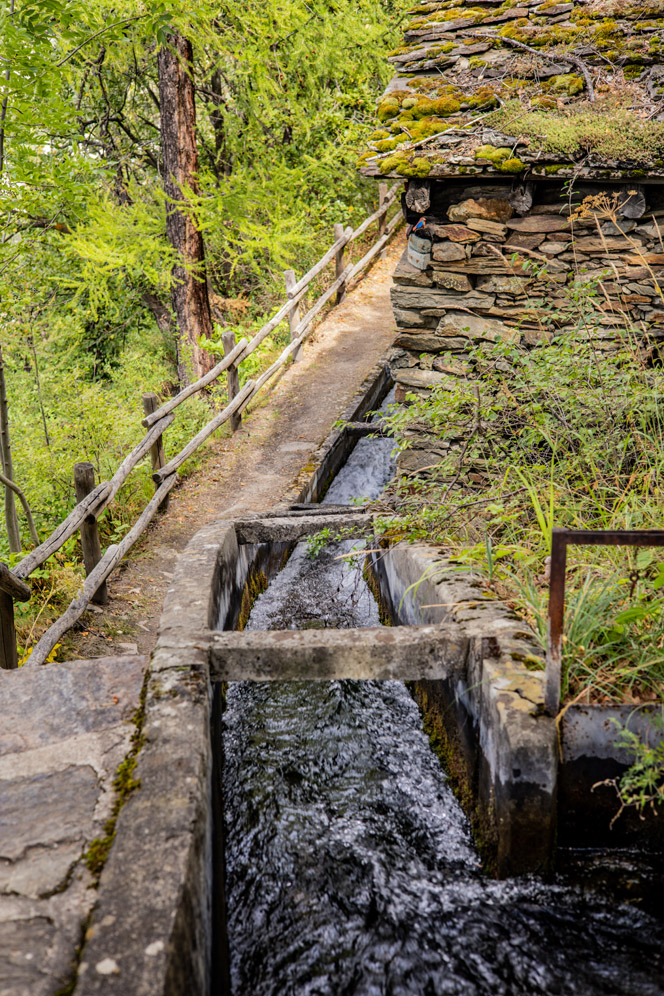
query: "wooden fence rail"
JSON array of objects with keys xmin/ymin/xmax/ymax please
[
  {"xmin": 12, "ymin": 413, "xmax": 175, "ymax": 580},
  {"xmin": 0, "ymin": 182, "xmax": 403, "ymax": 669}
]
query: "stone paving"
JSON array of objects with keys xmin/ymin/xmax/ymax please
[{"xmin": 0, "ymin": 654, "xmax": 146, "ymax": 996}]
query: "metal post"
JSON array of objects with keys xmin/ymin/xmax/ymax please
[
  {"xmin": 73, "ymin": 462, "xmax": 108, "ymax": 605},
  {"xmin": 545, "ymin": 528, "xmax": 567, "ymax": 716},
  {"xmin": 142, "ymin": 394, "xmax": 170, "ymax": 512},
  {"xmin": 222, "ymin": 332, "xmax": 242, "ymax": 432},
  {"xmin": 334, "ymin": 222, "xmax": 347, "ymax": 305},
  {"xmin": 284, "ymin": 269, "xmax": 303, "ymax": 363}
]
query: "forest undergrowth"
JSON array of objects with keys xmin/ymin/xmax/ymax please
[{"xmin": 0, "ymin": 0, "xmax": 408, "ymax": 653}]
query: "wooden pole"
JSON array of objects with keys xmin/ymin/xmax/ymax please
[
  {"xmin": 284, "ymin": 269, "xmax": 303, "ymax": 363},
  {"xmin": 142, "ymin": 394, "xmax": 170, "ymax": 511},
  {"xmin": 73, "ymin": 462, "xmax": 108, "ymax": 605},
  {"xmin": 0, "ymin": 592, "xmax": 18, "ymax": 669},
  {"xmin": 222, "ymin": 332, "xmax": 241, "ymax": 432},
  {"xmin": 334, "ymin": 223, "xmax": 347, "ymax": 305},
  {"xmin": 0, "ymin": 563, "xmax": 29, "ymax": 669},
  {"xmin": 141, "ymin": 338, "xmax": 247, "ymax": 428},
  {"xmin": 0, "ymin": 341, "xmax": 21, "ymax": 554},
  {"xmin": 0, "ymin": 471, "xmax": 38, "ymax": 546},
  {"xmin": 378, "ymin": 182, "xmax": 388, "ymax": 259},
  {"xmin": 25, "ymin": 474, "xmax": 177, "ymax": 668},
  {"xmin": 153, "ymin": 381, "xmax": 255, "ymax": 485}
]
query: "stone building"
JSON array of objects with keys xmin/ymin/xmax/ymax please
[{"xmin": 359, "ymin": 0, "xmax": 664, "ymax": 406}]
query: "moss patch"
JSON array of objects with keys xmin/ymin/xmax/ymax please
[
  {"xmin": 236, "ymin": 567, "xmax": 269, "ymax": 632},
  {"xmin": 378, "ymin": 149, "xmax": 432, "ymax": 176},
  {"xmin": 83, "ymin": 670, "xmax": 148, "ymax": 881},
  {"xmin": 362, "ymin": 556, "xmax": 394, "ymax": 627},
  {"xmin": 485, "ymin": 98, "xmax": 664, "ymax": 164},
  {"xmin": 411, "ymin": 680, "xmax": 500, "ymax": 873}
]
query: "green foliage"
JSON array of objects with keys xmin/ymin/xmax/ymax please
[
  {"xmin": 381, "ymin": 275, "xmax": 664, "ymax": 704},
  {"xmin": 0, "ymin": 0, "xmax": 409, "ymax": 646},
  {"xmin": 611, "ymin": 709, "xmax": 664, "ymax": 815},
  {"xmin": 0, "ymin": 315, "xmax": 210, "ymax": 562},
  {"xmin": 1, "ymin": 0, "xmax": 406, "ymax": 305}
]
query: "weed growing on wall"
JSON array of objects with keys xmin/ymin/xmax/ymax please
[{"xmin": 380, "ymin": 283, "xmax": 664, "ymax": 707}]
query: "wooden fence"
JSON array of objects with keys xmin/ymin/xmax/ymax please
[{"xmin": 0, "ymin": 182, "xmax": 403, "ymax": 669}]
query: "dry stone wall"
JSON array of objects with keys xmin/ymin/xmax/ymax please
[{"xmin": 390, "ymin": 178, "xmax": 664, "ymax": 417}]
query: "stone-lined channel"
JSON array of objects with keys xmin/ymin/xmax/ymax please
[{"xmin": 217, "ymin": 400, "xmax": 664, "ymax": 996}]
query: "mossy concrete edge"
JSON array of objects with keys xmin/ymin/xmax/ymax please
[
  {"xmin": 371, "ymin": 542, "xmax": 558, "ymax": 877},
  {"xmin": 73, "ymin": 519, "xmax": 228, "ymax": 996}
]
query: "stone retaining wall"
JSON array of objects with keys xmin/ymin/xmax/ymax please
[{"xmin": 390, "ymin": 178, "xmax": 664, "ymax": 415}]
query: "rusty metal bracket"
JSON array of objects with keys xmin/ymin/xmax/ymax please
[{"xmin": 545, "ymin": 527, "xmax": 664, "ymax": 715}]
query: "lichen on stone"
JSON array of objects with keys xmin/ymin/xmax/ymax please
[{"xmin": 359, "ymin": 0, "xmax": 664, "ymax": 179}]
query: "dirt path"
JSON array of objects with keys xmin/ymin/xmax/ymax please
[{"xmin": 68, "ymin": 237, "xmax": 403, "ymax": 661}]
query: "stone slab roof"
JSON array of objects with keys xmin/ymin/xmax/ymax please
[{"xmin": 359, "ymin": 0, "xmax": 664, "ymax": 181}]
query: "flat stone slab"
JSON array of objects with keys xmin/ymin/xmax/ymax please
[
  {"xmin": 0, "ymin": 655, "xmax": 146, "ymax": 996},
  {"xmin": 210, "ymin": 624, "xmax": 468, "ymax": 680},
  {"xmin": 233, "ymin": 511, "xmax": 371, "ymax": 545}
]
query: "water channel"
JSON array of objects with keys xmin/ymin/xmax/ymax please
[{"xmin": 219, "ymin": 398, "xmax": 664, "ymax": 996}]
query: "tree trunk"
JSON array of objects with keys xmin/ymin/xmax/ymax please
[
  {"xmin": 158, "ymin": 33, "xmax": 215, "ymax": 385},
  {"xmin": 141, "ymin": 291, "xmax": 175, "ymax": 338},
  {"xmin": 0, "ymin": 342, "xmax": 22, "ymax": 553}
]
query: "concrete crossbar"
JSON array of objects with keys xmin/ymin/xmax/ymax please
[
  {"xmin": 234, "ymin": 512, "xmax": 371, "ymax": 545},
  {"xmin": 210, "ymin": 624, "xmax": 468, "ymax": 681}
]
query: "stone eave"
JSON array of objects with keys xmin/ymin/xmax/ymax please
[
  {"xmin": 359, "ymin": 0, "xmax": 664, "ymax": 179},
  {"xmin": 359, "ymin": 164, "xmax": 664, "ymax": 182}
]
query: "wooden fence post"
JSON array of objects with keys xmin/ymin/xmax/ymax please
[
  {"xmin": 284, "ymin": 269, "xmax": 303, "ymax": 363},
  {"xmin": 74, "ymin": 462, "xmax": 108, "ymax": 605},
  {"xmin": 222, "ymin": 332, "xmax": 242, "ymax": 432},
  {"xmin": 142, "ymin": 394, "xmax": 170, "ymax": 511},
  {"xmin": 0, "ymin": 563, "xmax": 31, "ymax": 669},
  {"xmin": 0, "ymin": 591, "xmax": 18, "ymax": 669},
  {"xmin": 334, "ymin": 223, "xmax": 347, "ymax": 305},
  {"xmin": 378, "ymin": 183, "xmax": 388, "ymax": 258}
]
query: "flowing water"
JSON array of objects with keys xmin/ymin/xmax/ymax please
[{"xmin": 220, "ymin": 398, "xmax": 664, "ymax": 996}]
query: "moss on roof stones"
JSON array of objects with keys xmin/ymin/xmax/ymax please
[{"xmin": 358, "ymin": 0, "xmax": 664, "ymax": 180}]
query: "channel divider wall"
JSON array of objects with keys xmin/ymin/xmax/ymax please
[{"xmin": 370, "ymin": 543, "xmax": 557, "ymax": 877}]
